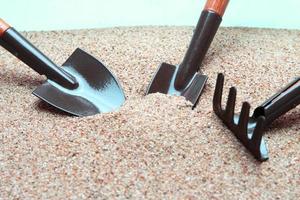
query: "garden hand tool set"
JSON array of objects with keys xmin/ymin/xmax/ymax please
[
  {"xmin": 146, "ymin": 0, "xmax": 229, "ymax": 107},
  {"xmin": 213, "ymin": 74, "xmax": 300, "ymax": 161},
  {"xmin": 0, "ymin": 19, "xmax": 125, "ymax": 117},
  {"xmin": 0, "ymin": 0, "xmax": 298, "ymax": 162}
]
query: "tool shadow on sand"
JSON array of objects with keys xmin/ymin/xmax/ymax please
[
  {"xmin": 0, "ymin": 70, "xmax": 43, "ymax": 87},
  {"xmin": 268, "ymin": 110, "xmax": 300, "ymax": 131},
  {"xmin": 35, "ymin": 100, "xmax": 73, "ymax": 117}
]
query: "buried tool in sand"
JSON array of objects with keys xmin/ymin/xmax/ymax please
[
  {"xmin": 213, "ymin": 73, "xmax": 300, "ymax": 161},
  {"xmin": 0, "ymin": 19, "xmax": 125, "ymax": 117},
  {"xmin": 146, "ymin": 0, "xmax": 230, "ymax": 107}
]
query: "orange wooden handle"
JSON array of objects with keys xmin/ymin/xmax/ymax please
[
  {"xmin": 204, "ymin": 0, "xmax": 230, "ymax": 16},
  {"xmin": 0, "ymin": 19, "xmax": 11, "ymax": 37}
]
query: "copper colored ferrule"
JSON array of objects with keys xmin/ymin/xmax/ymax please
[
  {"xmin": 0, "ymin": 19, "xmax": 10, "ymax": 37},
  {"xmin": 204, "ymin": 0, "xmax": 229, "ymax": 17}
]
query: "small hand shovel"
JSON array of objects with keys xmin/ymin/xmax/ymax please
[
  {"xmin": 0, "ymin": 19, "xmax": 125, "ymax": 117},
  {"xmin": 146, "ymin": 0, "xmax": 229, "ymax": 107}
]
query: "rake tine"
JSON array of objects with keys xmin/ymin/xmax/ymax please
[
  {"xmin": 212, "ymin": 73, "xmax": 300, "ymax": 161},
  {"xmin": 238, "ymin": 102, "xmax": 251, "ymax": 139},
  {"xmin": 251, "ymin": 116, "xmax": 265, "ymax": 151},
  {"xmin": 225, "ymin": 87, "xmax": 237, "ymax": 122},
  {"xmin": 213, "ymin": 73, "xmax": 225, "ymax": 114}
]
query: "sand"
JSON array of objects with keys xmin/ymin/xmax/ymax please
[{"xmin": 0, "ymin": 26, "xmax": 299, "ymax": 199}]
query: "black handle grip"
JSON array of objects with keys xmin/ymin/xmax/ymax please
[
  {"xmin": 0, "ymin": 27, "xmax": 77, "ymax": 89},
  {"xmin": 253, "ymin": 77, "xmax": 300, "ymax": 126},
  {"xmin": 175, "ymin": 10, "xmax": 222, "ymax": 90}
]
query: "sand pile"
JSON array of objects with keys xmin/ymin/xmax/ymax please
[{"xmin": 0, "ymin": 27, "xmax": 299, "ymax": 199}]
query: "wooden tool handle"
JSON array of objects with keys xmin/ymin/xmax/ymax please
[
  {"xmin": 204, "ymin": 0, "xmax": 229, "ymax": 16},
  {"xmin": 0, "ymin": 19, "xmax": 11, "ymax": 37}
]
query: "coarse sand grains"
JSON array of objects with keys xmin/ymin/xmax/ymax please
[{"xmin": 0, "ymin": 27, "xmax": 299, "ymax": 199}]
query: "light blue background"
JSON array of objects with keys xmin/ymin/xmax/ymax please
[{"xmin": 2, "ymin": 0, "xmax": 300, "ymax": 31}]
